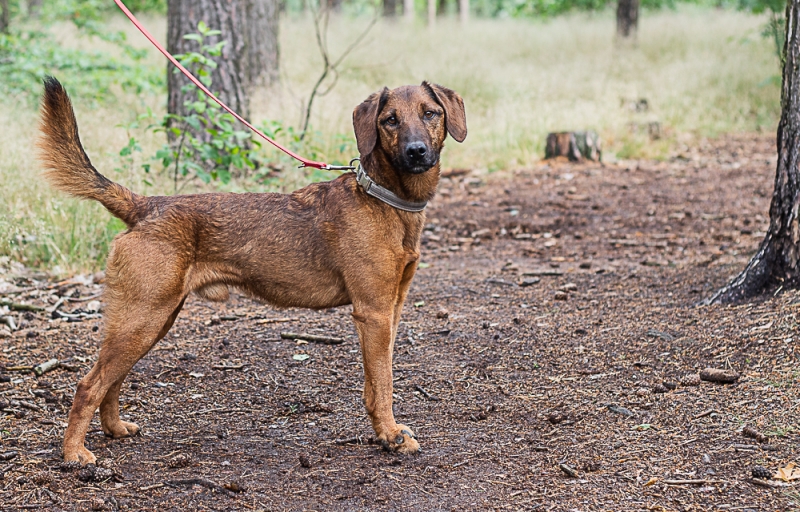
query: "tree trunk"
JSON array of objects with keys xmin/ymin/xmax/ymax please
[
  {"xmin": 326, "ymin": 0, "xmax": 343, "ymax": 12},
  {"xmin": 616, "ymin": 0, "xmax": 638, "ymax": 39},
  {"xmin": 427, "ymin": 0, "xmax": 436, "ymax": 26},
  {"xmin": 167, "ymin": 0, "xmax": 251, "ymax": 131},
  {"xmin": 245, "ymin": 0, "xmax": 280, "ymax": 88},
  {"xmin": 459, "ymin": 0, "xmax": 468, "ymax": 24},
  {"xmin": 404, "ymin": 0, "xmax": 414, "ymax": 21},
  {"xmin": 707, "ymin": 0, "xmax": 800, "ymax": 304},
  {"xmin": 28, "ymin": 0, "xmax": 41, "ymax": 19},
  {"xmin": 0, "ymin": 0, "xmax": 9, "ymax": 33},
  {"xmin": 437, "ymin": 0, "xmax": 446, "ymax": 16},
  {"xmin": 384, "ymin": 0, "xmax": 397, "ymax": 17}
]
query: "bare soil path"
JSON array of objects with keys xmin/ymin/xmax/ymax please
[{"xmin": 1, "ymin": 134, "xmax": 798, "ymax": 511}]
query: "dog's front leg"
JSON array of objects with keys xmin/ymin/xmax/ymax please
[{"xmin": 352, "ymin": 305, "xmax": 419, "ymax": 454}]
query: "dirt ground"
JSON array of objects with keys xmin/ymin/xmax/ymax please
[{"xmin": 1, "ymin": 133, "xmax": 799, "ymax": 511}]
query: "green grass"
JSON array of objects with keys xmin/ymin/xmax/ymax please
[{"xmin": 0, "ymin": 7, "xmax": 782, "ymax": 272}]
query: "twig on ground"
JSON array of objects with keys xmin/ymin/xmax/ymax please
[
  {"xmin": 280, "ymin": 332, "xmax": 345, "ymax": 345},
  {"xmin": 663, "ymin": 479, "xmax": 724, "ymax": 485},
  {"xmin": 167, "ymin": 477, "xmax": 234, "ymax": 495},
  {"xmin": 255, "ymin": 317, "xmax": 299, "ymax": 324},
  {"xmin": 414, "ymin": 384, "xmax": 440, "ymax": 401},
  {"xmin": 0, "ymin": 299, "xmax": 44, "ymax": 312}
]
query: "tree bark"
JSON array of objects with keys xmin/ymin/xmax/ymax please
[
  {"xmin": 404, "ymin": 0, "xmax": 414, "ymax": 21},
  {"xmin": 245, "ymin": 0, "xmax": 280, "ymax": 88},
  {"xmin": 0, "ymin": 0, "xmax": 9, "ymax": 33},
  {"xmin": 167, "ymin": 0, "xmax": 251, "ymax": 128},
  {"xmin": 616, "ymin": 0, "xmax": 638, "ymax": 39},
  {"xmin": 707, "ymin": 0, "xmax": 800, "ymax": 304},
  {"xmin": 427, "ymin": 0, "xmax": 436, "ymax": 26},
  {"xmin": 459, "ymin": 0, "xmax": 468, "ymax": 24},
  {"xmin": 28, "ymin": 0, "xmax": 41, "ymax": 19}
]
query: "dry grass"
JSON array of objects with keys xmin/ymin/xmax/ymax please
[{"xmin": 0, "ymin": 7, "xmax": 781, "ymax": 271}]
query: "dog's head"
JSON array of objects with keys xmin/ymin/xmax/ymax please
[{"xmin": 353, "ymin": 82, "xmax": 467, "ymax": 175}]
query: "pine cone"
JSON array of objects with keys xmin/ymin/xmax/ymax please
[
  {"xmin": 652, "ymin": 383, "xmax": 668, "ymax": 394},
  {"xmin": 681, "ymin": 373, "xmax": 701, "ymax": 386},
  {"xmin": 751, "ymin": 465, "xmax": 772, "ymax": 479},
  {"xmin": 742, "ymin": 426, "xmax": 767, "ymax": 443}
]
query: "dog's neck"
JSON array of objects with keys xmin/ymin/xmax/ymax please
[{"xmin": 361, "ymin": 151, "xmax": 440, "ymax": 205}]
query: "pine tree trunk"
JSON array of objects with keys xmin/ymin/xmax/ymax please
[
  {"xmin": 167, "ymin": 0, "xmax": 250, "ymax": 130},
  {"xmin": 404, "ymin": 0, "xmax": 414, "ymax": 21},
  {"xmin": 707, "ymin": 0, "xmax": 800, "ymax": 304},
  {"xmin": 384, "ymin": 0, "xmax": 397, "ymax": 17},
  {"xmin": 0, "ymin": 0, "xmax": 10, "ymax": 33},
  {"xmin": 245, "ymin": 0, "xmax": 280, "ymax": 88},
  {"xmin": 616, "ymin": 0, "xmax": 639, "ymax": 39}
]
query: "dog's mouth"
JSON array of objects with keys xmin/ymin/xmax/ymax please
[{"xmin": 395, "ymin": 155, "xmax": 439, "ymax": 175}]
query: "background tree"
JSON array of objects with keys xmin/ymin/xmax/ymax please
[
  {"xmin": 167, "ymin": 0, "xmax": 280, "ymax": 130},
  {"xmin": 616, "ymin": 0, "xmax": 638, "ymax": 38},
  {"xmin": 707, "ymin": 0, "xmax": 800, "ymax": 304},
  {"xmin": 404, "ymin": 0, "xmax": 414, "ymax": 20},
  {"xmin": 384, "ymin": 0, "xmax": 397, "ymax": 16},
  {"xmin": 1, "ymin": 0, "xmax": 9, "ymax": 33},
  {"xmin": 246, "ymin": 0, "xmax": 280, "ymax": 88}
]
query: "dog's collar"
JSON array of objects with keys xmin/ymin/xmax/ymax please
[{"xmin": 355, "ymin": 165, "xmax": 427, "ymax": 212}]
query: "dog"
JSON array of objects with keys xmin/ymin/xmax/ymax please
[{"xmin": 38, "ymin": 77, "xmax": 467, "ymax": 465}]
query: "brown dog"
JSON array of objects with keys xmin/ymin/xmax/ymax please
[{"xmin": 38, "ymin": 77, "xmax": 467, "ymax": 465}]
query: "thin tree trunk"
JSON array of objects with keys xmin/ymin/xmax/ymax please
[
  {"xmin": 437, "ymin": 0, "xmax": 446, "ymax": 16},
  {"xmin": 245, "ymin": 0, "xmax": 280, "ymax": 88},
  {"xmin": 28, "ymin": 0, "xmax": 41, "ymax": 19},
  {"xmin": 427, "ymin": 0, "xmax": 436, "ymax": 26},
  {"xmin": 459, "ymin": 0, "xmax": 468, "ymax": 23},
  {"xmin": 404, "ymin": 0, "xmax": 414, "ymax": 21},
  {"xmin": 0, "ymin": 0, "xmax": 9, "ymax": 33},
  {"xmin": 616, "ymin": 0, "xmax": 638, "ymax": 39},
  {"xmin": 706, "ymin": 0, "xmax": 800, "ymax": 304},
  {"xmin": 326, "ymin": 0, "xmax": 343, "ymax": 12},
  {"xmin": 384, "ymin": 0, "xmax": 397, "ymax": 17},
  {"xmin": 167, "ymin": 0, "xmax": 250, "ymax": 136}
]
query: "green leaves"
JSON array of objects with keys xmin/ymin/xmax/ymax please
[{"xmin": 120, "ymin": 24, "xmax": 259, "ymax": 193}]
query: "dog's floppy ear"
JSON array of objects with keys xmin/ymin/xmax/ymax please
[
  {"xmin": 422, "ymin": 81, "xmax": 467, "ymax": 143},
  {"xmin": 353, "ymin": 87, "xmax": 389, "ymax": 156}
]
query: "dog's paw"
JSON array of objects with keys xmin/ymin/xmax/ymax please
[
  {"xmin": 378, "ymin": 425, "xmax": 420, "ymax": 454},
  {"xmin": 102, "ymin": 420, "xmax": 140, "ymax": 439},
  {"xmin": 64, "ymin": 446, "xmax": 97, "ymax": 466}
]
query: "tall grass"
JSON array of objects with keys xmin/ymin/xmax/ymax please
[{"xmin": 0, "ymin": 7, "xmax": 780, "ymax": 272}]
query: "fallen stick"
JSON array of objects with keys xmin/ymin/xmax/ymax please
[
  {"xmin": 0, "ymin": 299, "xmax": 44, "ymax": 312},
  {"xmin": 699, "ymin": 368, "xmax": 739, "ymax": 384},
  {"xmin": 3, "ymin": 366, "xmax": 33, "ymax": 372},
  {"xmin": 558, "ymin": 463, "xmax": 578, "ymax": 478},
  {"xmin": 746, "ymin": 478, "xmax": 793, "ymax": 489},
  {"xmin": 414, "ymin": 384, "xmax": 440, "ymax": 401},
  {"xmin": 167, "ymin": 478, "xmax": 234, "ymax": 495},
  {"xmin": 255, "ymin": 317, "xmax": 299, "ymax": 324},
  {"xmin": 1, "ymin": 316, "xmax": 17, "ymax": 331},
  {"xmin": 33, "ymin": 359, "xmax": 59, "ymax": 377},
  {"xmin": 663, "ymin": 479, "xmax": 723, "ymax": 485},
  {"xmin": 334, "ymin": 437, "xmax": 364, "ymax": 445},
  {"xmin": 280, "ymin": 332, "xmax": 345, "ymax": 345}
]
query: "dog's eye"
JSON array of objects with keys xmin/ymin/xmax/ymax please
[
  {"xmin": 424, "ymin": 111, "xmax": 435, "ymax": 120},
  {"xmin": 385, "ymin": 116, "xmax": 398, "ymax": 126}
]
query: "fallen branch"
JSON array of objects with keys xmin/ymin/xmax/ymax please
[
  {"xmin": 167, "ymin": 477, "xmax": 234, "ymax": 495},
  {"xmin": 414, "ymin": 384, "xmax": 440, "ymax": 401},
  {"xmin": 255, "ymin": 317, "xmax": 299, "ymax": 325},
  {"xmin": 280, "ymin": 332, "xmax": 345, "ymax": 345},
  {"xmin": 0, "ymin": 299, "xmax": 44, "ymax": 312},
  {"xmin": 663, "ymin": 479, "xmax": 724, "ymax": 485},
  {"xmin": 33, "ymin": 359, "xmax": 59, "ymax": 377},
  {"xmin": 746, "ymin": 477, "xmax": 793, "ymax": 488}
]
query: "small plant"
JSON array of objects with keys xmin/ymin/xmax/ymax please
[{"xmin": 125, "ymin": 23, "xmax": 262, "ymax": 192}]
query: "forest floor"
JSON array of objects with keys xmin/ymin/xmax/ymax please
[{"xmin": 1, "ymin": 133, "xmax": 799, "ymax": 511}]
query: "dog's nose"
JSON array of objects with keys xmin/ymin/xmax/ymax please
[{"xmin": 405, "ymin": 142, "xmax": 427, "ymax": 161}]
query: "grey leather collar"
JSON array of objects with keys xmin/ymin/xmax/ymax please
[{"xmin": 355, "ymin": 165, "xmax": 427, "ymax": 212}]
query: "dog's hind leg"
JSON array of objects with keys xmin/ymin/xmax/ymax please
[
  {"xmin": 63, "ymin": 236, "xmax": 189, "ymax": 465},
  {"xmin": 99, "ymin": 297, "xmax": 186, "ymax": 439}
]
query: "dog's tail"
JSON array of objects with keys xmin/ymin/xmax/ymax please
[{"xmin": 38, "ymin": 77, "xmax": 143, "ymax": 227}]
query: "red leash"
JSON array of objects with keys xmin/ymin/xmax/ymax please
[{"xmin": 113, "ymin": 0, "xmax": 347, "ymax": 170}]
